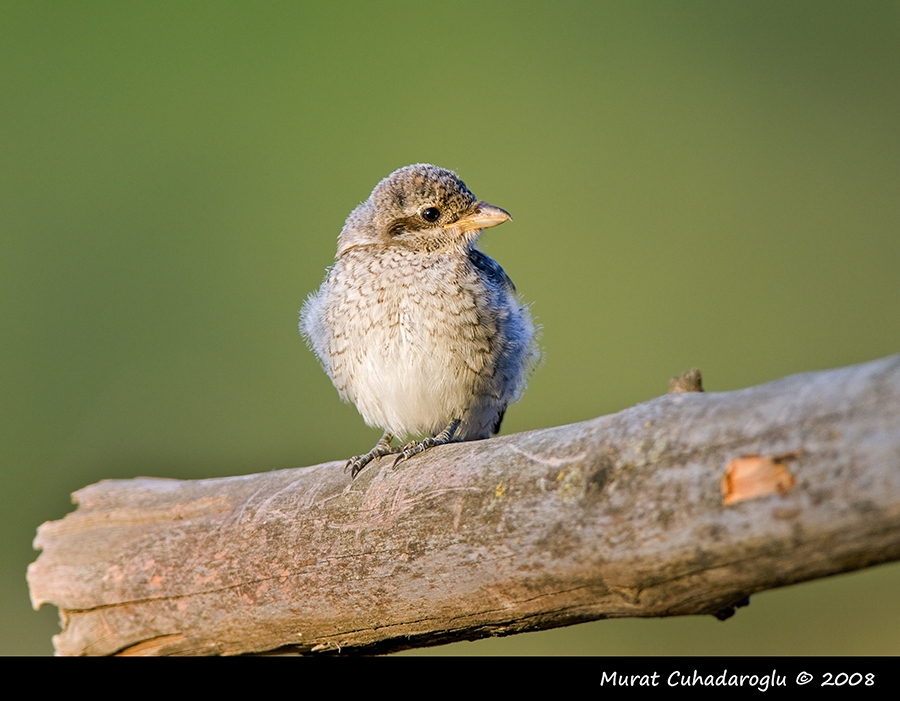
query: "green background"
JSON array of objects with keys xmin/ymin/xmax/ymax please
[{"xmin": 2, "ymin": 1, "xmax": 898, "ymax": 655}]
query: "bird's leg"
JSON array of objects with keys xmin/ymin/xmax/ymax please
[
  {"xmin": 345, "ymin": 432, "xmax": 401, "ymax": 479},
  {"xmin": 392, "ymin": 419, "xmax": 461, "ymax": 468}
]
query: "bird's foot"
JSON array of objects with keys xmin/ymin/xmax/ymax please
[
  {"xmin": 392, "ymin": 419, "xmax": 461, "ymax": 468},
  {"xmin": 345, "ymin": 432, "xmax": 399, "ymax": 479}
]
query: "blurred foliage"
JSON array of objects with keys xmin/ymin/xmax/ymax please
[{"xmin": 2, "ymin": 1, "xmax": 898, "ymax": 654}]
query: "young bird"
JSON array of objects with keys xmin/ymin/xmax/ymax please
[{"xmin": 301, "ymin": 164, "xmax": 538, "ymax": 477}]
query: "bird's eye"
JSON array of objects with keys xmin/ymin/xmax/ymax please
[{"xmin": 421, "ymin": 207, "xmax": 441, "ymax": 222}]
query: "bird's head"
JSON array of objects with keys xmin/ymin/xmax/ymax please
[{"xmin": 336, "ymin": 164, "xmax": 510, "ymax": 256}]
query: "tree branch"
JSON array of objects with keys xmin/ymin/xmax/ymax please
[{"xmin": 28, "ymin": 355, "xmax": 900, "ymax": 655}]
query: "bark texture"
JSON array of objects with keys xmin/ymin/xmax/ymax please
[{"xmin": 28, "ymin": 355, "xmax": 900, "ymax": 655}]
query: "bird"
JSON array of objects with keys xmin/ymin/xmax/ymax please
[{"xmin": 300, "ymin": 164, "xmax": 538, "ymax": 478}]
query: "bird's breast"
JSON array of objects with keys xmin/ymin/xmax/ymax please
[{"xmin": 327, "ymin": 250, "xmax": 496, "ymax": 436}]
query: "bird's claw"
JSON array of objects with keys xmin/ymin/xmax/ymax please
[
  {"xmin": 344, "ymin": 454, "xmax": 373, "ymax": 479},
  {"xmin": 391, "ymin": 439, "xmax": 433, "ymax": 468},
  {"xmin": 391, "ymin": 420, "xmax": 461, "ymax": 468},
  {"xmin": 344, "ymin": 432, "xmax": 398, "ymax": 479},
  {"xmin": 346, "ymin": 420, "xmax": 462, "ymax": 476}
]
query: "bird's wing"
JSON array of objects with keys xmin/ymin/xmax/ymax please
[
  {"xmin": 467, "ymin": 249, "xmax": 516, "ymax": 293},
  {"xmin": 491, "ymin": 406, "xmax": 507, "ymax": 435}
]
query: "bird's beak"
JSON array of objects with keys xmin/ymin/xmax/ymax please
[{"xmin": 451, "ymin": 202, "xmax": 511, "ymax": 232}]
